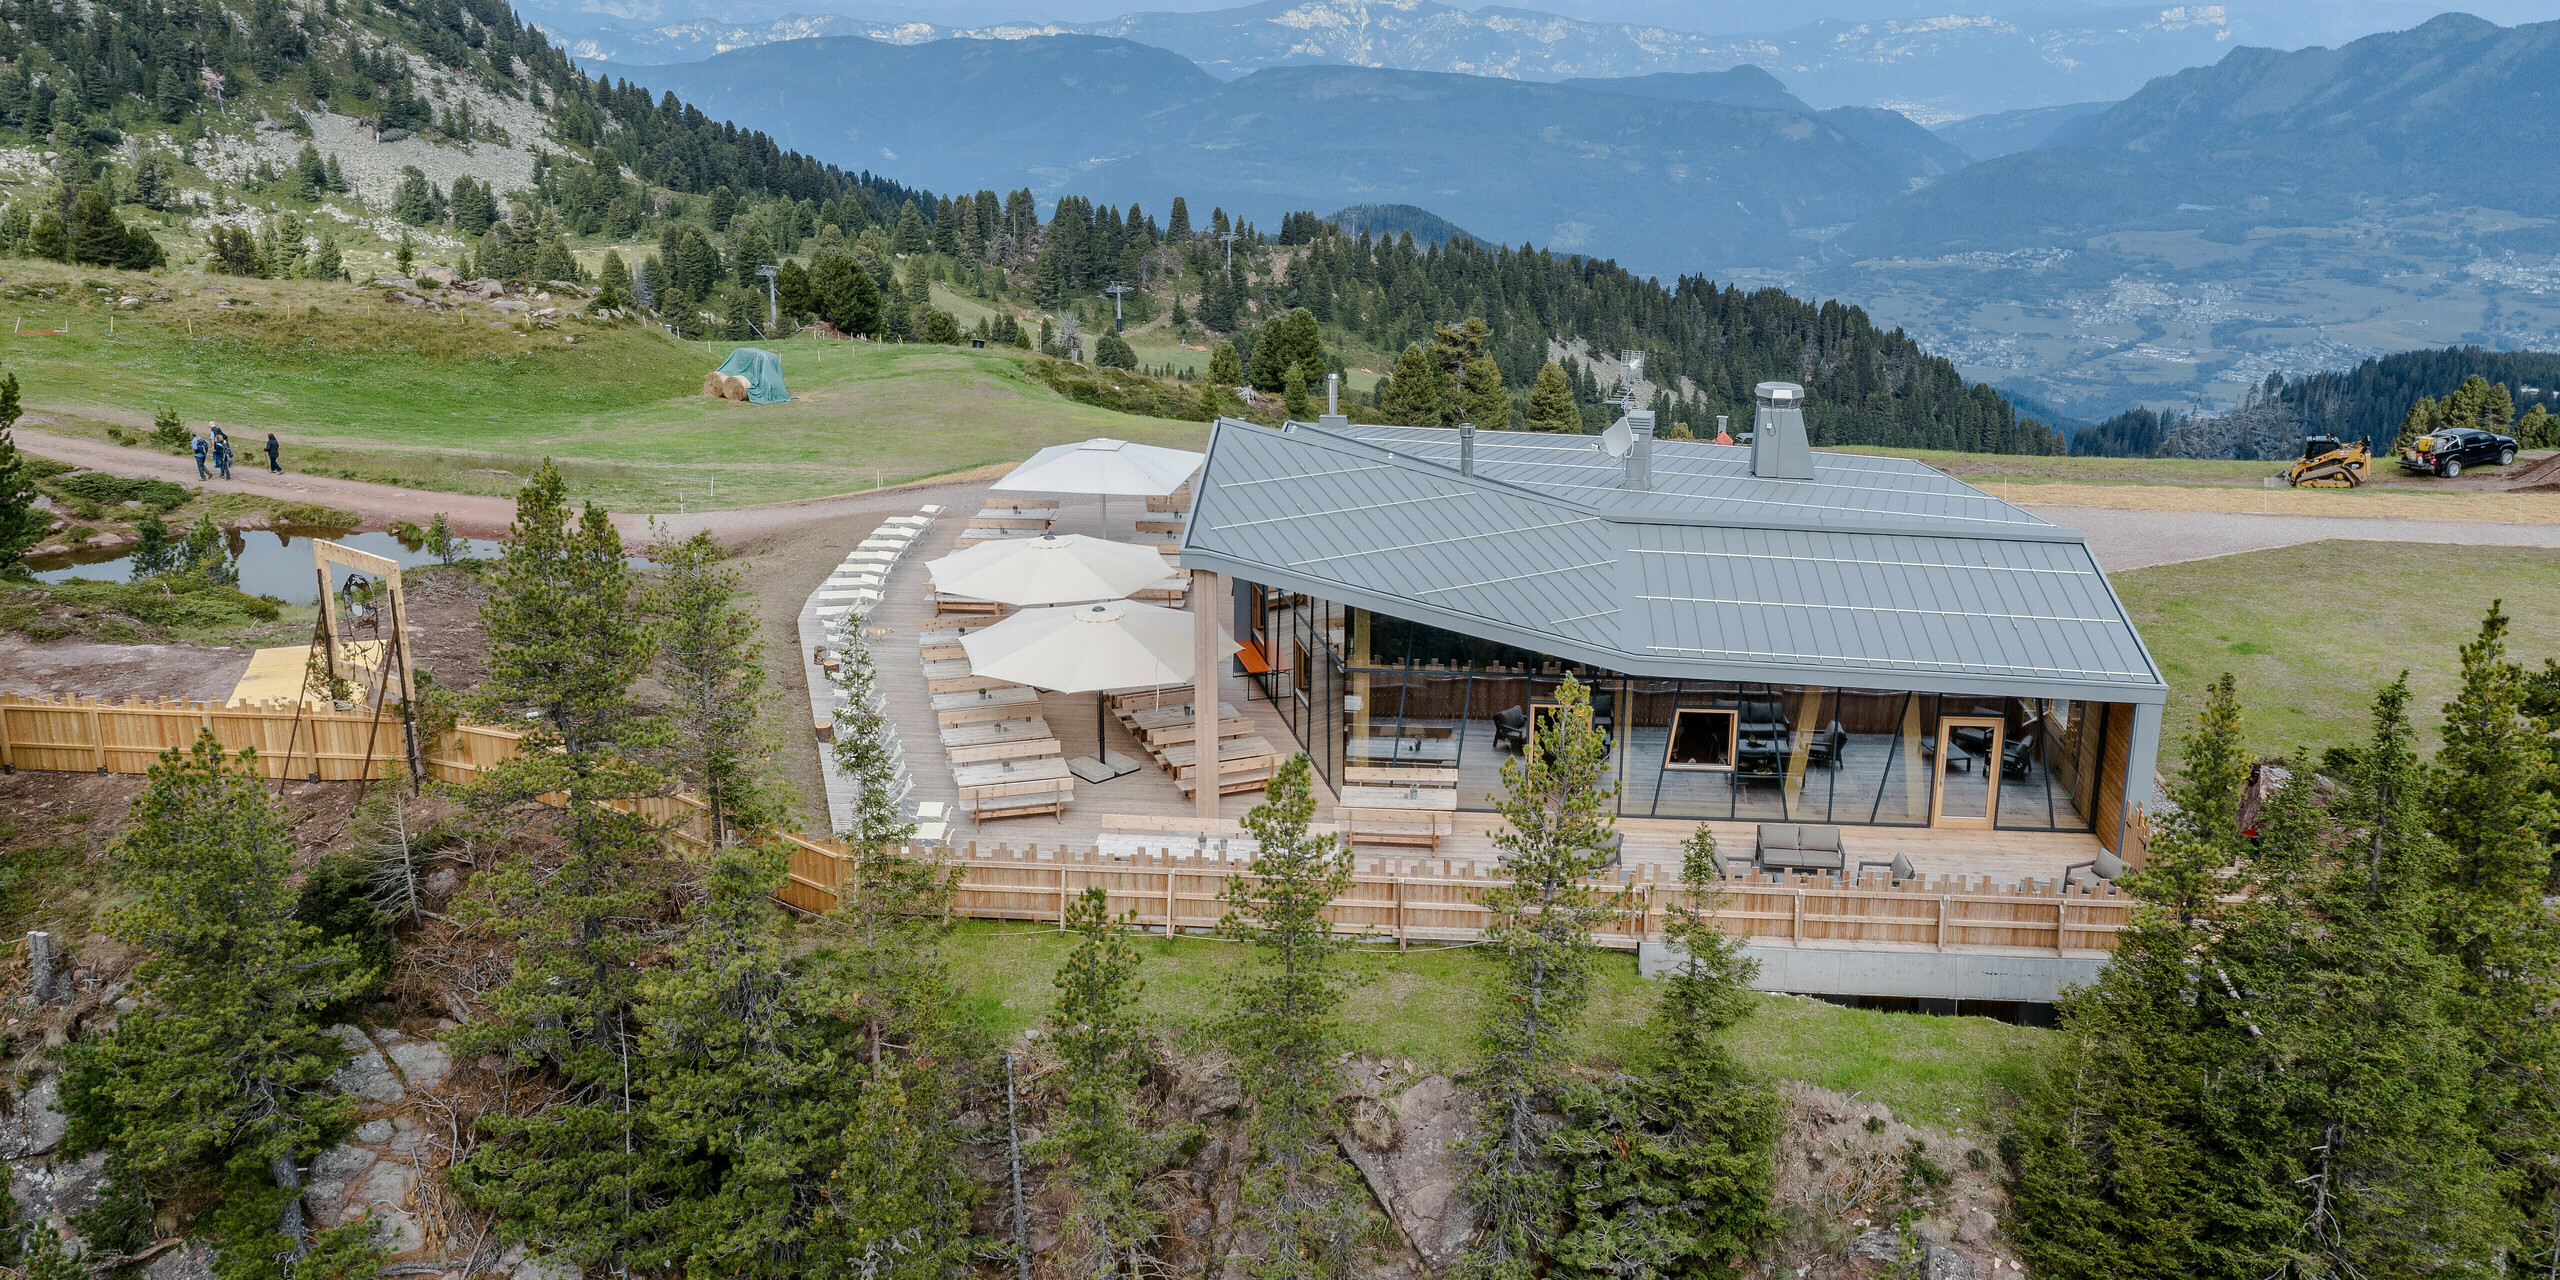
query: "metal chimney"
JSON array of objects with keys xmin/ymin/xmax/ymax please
[
  {"xmin": 1749, "ymin": 382, "xmax": 1813, "ymax": 480},
  {"xmin": 1624, "ymin": 410, "xmax": 1655, "ymax": 490},
  {"xmin": 1317, "ymin": 371, "xmax": 1348, "ymax": 430},
  {"xmin": 1715, "ymin": 413, "xmax": 1729, "ymax": 440},
  {"xmin": 1459, "ymin": 421, "xmax": 1475, "ymax": 476}
]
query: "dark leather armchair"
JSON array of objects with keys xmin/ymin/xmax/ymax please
[
  {"xmin": 1589, "ymin": 691, "xmax": 1616, "ymax": 735},
  {"xmin": 1493, "ymin": 706, "xmax": 1529, "ymax": 752},
  {"xmin": 2001, "ymin": 730, "xmax": 2038, "ymax": 780}
]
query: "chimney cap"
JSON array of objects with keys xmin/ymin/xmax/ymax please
[{"xmin": 1754, "ymin": 381, "xmax": 1804, "ymax": 405}]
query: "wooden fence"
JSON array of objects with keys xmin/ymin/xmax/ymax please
[
  {"xmin": 778, "ymin": 839, "xmax": 2133, "ymax": 955},
  {"xmin": 1, "ymin": 694, "xmax": 2131, "ymax": 956}
]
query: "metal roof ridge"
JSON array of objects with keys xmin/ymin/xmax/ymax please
[{"xmin": 1243, "ymin": 418, "xmax": 2084, "ymax": 545}]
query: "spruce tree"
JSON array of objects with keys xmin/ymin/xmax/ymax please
[
  {"xmin": 1549, "ymin": 827, "xmax": 1777, "ymax": 1276},
  {"xmin": 1460, "ymin": 677, "xmax": 1624, "ymax": 1280},
  {"xmin": 0, "ymin": 373, "xmax": 46, "ymax": 572},
  {"xmin": 2127, "ymin": 672, "xmax": 2249, "ymax": 924},
  {"xmin": 1283, "ymin": 363, "xmax": 1312, "ymax": 418},
  {"xmin": 2424, "ymin": 608, "xmax": 2560, "ymax": 1266},
  {"xmin": 1458, "ymin": 353, "xmax": 1508, "ymax": 430},
  {"xmin": 1380, "ymin": 344, "xmax": 1443, "ymax": 427},
  {"xmin": 1209, "ymin": 342, "xmax": 1244, "ymax": 387},
  {"xmin": 1223, "ymin": 754, "xmax": 1369, "ymax": 1276},
  {"xmin": 448, "ymin": 462, "xmax": 674, "ymax": 1271},
  {"xmin": 1043, "ymin": 887, "xmax": 1171, "ymax": 1276},
  {"xmin": 1526, "ymin": 362, "xmax": 1578, "ymax": 433},
  {"xmin": 649, "ymin": 528, "xmax": 783, "ymax": 847},
  {"xmin": 61, "ymin": 734, "xmax": 374, "ymax": 1273}
]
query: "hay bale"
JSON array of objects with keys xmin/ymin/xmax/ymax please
[
  {"xmin": 721, "ymin": 374, "xmax": 751, "ymax": 401},
  {"xmin": 702, "ymin": 371, "xmax": 726, "ymax": 398}
]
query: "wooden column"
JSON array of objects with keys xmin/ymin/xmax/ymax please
[{"xmin": 1193, "ymin": 569, "xmax": 1222, "ymax": 821}]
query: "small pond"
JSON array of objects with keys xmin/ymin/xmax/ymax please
[{"xmin": 27, "ymin": 527, "xmax": 490, "ymax": 605}]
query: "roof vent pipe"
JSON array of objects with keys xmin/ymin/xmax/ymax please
[
  {"xmin": 1625, "ymin": 410, "xmax": 1655, "ymax": 491},
  {"xmin": 1459, "ymin": 421, "xmax": 1475, "ymax": 476},
  {"xmin": 1317, "ymin": 370, "xmax": 1349, "ymax": 430},
  {"xmin": 1749, "ymin": 382, "xmax": 1814, "ymax": 480}
]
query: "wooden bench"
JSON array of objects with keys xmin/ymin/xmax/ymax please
[
  {"xmin": 969, "ymin": 508, "xmax": 1055, "ymax": 531},
  {"xmin": 983, "ymin": 495, "xmax": 1060, "ymax": 513},
  {"xmin": 1135, "ymin": 516, "xmax": 1186, "ymax": 534},
  {"xmin": 940, "ymin": 715, "xmax": 1051, "ymax": 750},
  {"xmin": 1338, "ymin": 766, "xmax": 1460, "ymax": 848},
  {"xmin": 1144, "ymin": 488, "xmax": 1191, "ymax": 514},
  {"xmin": 933, "ymin": 592, "xmax": 1008, "ymax": 617},
  {"xmin": 1123, "ymin": 701, "xmax": 1239, "ymax": 735},
  {"xmin": 952, "ymin": 529, "xmax": 1040, "ymax": 550},
  {"xmin": 934, "ymin": 685, "xmax": 1041, "ymax": 727},
  {"xmin": 1140, "ymin": 714, "xmax": 1252, "ymax": 749}
]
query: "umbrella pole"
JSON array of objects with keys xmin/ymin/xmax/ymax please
[{"xmin": 1100, "ymin": 491, "xmax": 1110, "ymax": 538}]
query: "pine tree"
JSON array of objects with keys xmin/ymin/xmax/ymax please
[
  {"xmin": 1283, "ymin": 363, "xmax": 1312, "ymax": 418},
  {"xmin": 309, "ymin": 229, "xmax": 343, "ymax": 281},
  {"xmin": 0, "ymin": 373, "xmax": 46, "ymax": 572},
  {"xmin": 1526, "ymin": 362, "xmax": 1578, "ymax": 433},
  {"xmin": 448, "ymin": 462, "xmax": 674, "ymax": 1271},
  {"xmin": 1549, "ymin": 826, "xmax": 1777, "ymax": 1276},
  {"xmin": 1209, "ymin": 342, "xmax": 1244, "ymax": 387},
  {"xmin": 1223, "ymin": 754, "xmax": 1369, "ymax": 1275},
  {"xmin": 1042, "ymin": 887, "xmax": 1172, "ymax": 1276},
  {"xmin": 2425, "ymin": 607, "xmax": 2560, "ymax": 1262},
  {"xmin": 1380, "ymin": 344, "xmax": 1443, "ymax": 427},
  {"xmin": 628, "ymin": 842, "xmax": 861, "ymax": 1277},
  {"xmin": 60, "ymin": 734, "xmax": 372, "ymax": 1269},
  {"xmin": 1250, "ymin": 307, "xmax": 1324, "ymax": 393},
  {"xmin": 649, "ymin": 528, "xmax": 784, "ymax": 847},
  {"xmin": 2127, "ymin": 673, "xmax": 2250, "ymax": 924},
  {"xmin": 1460, "ymin": 677, "xmax": 1624, "ymax": 1280},
  {"xmin": 1458, "ymin": 354, "xmax": 1508, "ymax": 430},
  {"xmin": 1167, "ymin": 196, "xmax": 1191, "ymax": 239}
]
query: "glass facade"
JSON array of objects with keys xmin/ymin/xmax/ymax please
[{"xmin": 1244, "ymin": 589, "xmax": 2105, "ymax": 832}]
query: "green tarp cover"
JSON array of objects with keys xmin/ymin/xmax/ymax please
[{"xmin": 714, "ymin": 347, "xmax": 791, "ymax": 403}]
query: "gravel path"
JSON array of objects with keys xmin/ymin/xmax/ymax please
[{"xmin": 2031, "ymin": 504, "xmax": 2560, "ymax": 573}]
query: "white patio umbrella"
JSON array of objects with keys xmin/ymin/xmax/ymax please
[
  {"xmin": 925, "ymin": 533, "xmax": 1174, "ymax": 607},
  {"xmin": 963, "ymin": 599, "xmax": 1195, "ymax": 781},
  {"xmin": 991, "ymin": 437, "xmax": 1204, "ymax": 537}
]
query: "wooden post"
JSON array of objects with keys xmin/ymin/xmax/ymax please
[
  {"xmin": 1394, "ymin": 873, "xmax": 1406, "ymax": 952},
  {"xmin": 27, "ymin": 930, "xmax": 55, "ymax": 1003},
  {"xmin": 1192, "ymin": 569, "xmax": 1222, "ymax": 821},
  {"xmin": 1936, "ymin": 896, "xmax": 1949, "ymax": 952},
  {"xmin": 86, "ymin": 704, "xmax": 104, "ymax": 773},
  {"xmin": 1058, "ymin": 855, "xmax": 1071, "ymax": 928},
  {"xmin": 1790, "ymin": 890, "xmax": 1803, "ymax": 944},
  {"xmin": 2057, "ymin": 899, "xmax": 2069, "ymax": 957},
  {"xmin": 1165, "ymin": 853, "xmax": 1178, "ymax": 936}
]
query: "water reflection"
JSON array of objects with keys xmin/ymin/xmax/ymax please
[{"xmin": 27, "ymin": 527, "xmax": 489, "ymax": 604}]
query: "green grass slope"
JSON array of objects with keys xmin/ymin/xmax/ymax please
[
  {"xmin": 2113, "ymin": 540, "xmax": 2560, "ymax": 763},
  {"xmin": 5, "ymin": 265, "xmax": 1206, "ymax": 510}
]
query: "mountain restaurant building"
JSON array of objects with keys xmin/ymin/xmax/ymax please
[{"xmin": 1177, "ymin": 384, "xmax": 2165, "ymax": 858}]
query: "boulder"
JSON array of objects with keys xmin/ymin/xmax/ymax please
[
  {"xmin": 11, "ymin": 1149, "xmax": 109, "ymax": 1224},
  {"xmin": 5, "ymin": 1076, "xmax": 68, "ymax": 1157},
  {"xmin": 326, "ymin": 1025, "xmax": 403, "ymax": 1103},
  {"xmin": 386, "ymin": 1041, "xmax": 452, "ymax": 1090},
  {"xmin": 303, "ymin": 1143, "xmax": 379, "ymax": 1224},
  {"xmin": 416, "ymin": 265, "xmax": 459, "ymax": 285},
  {"xmin": 141, "ymin": 1238, "xmax": 216, "ymax": 1280},
  {"xmin": 490, "ymin": 299, "xmax": 530, "ymax": 315},
  {"xmin": 1333, "ymin": 1076, "xmax": 1475, "ymax": 1270}
]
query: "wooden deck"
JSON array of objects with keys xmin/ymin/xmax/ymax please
[{"xmin": 865, "ymin": 485, "xmax": 2115, "ymax": 893}]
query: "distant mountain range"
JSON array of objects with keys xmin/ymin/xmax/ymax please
[
  {"xmin": 561, "ymin": 0, "xmax": 2244, "ymax": 120},
  {"xmin": 616, "ymin": 35, "xmax": 1973, "ymax": 267},
  {"xmin": 1329, "ymin": 204, "xmax": 1476, "ymax": 246},
  {"xmin": 1929, "ymin": 100, "xmax": 2113, "ymax": 160}
]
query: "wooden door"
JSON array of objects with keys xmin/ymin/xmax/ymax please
[{"xmin": 1931, "ymin": 715, "xmax": 2002, "ymax": 830}]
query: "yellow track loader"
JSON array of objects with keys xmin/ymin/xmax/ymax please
[{"xmin": 2286, "ymin": 435, "xmax": 2371, "ymax": 488}]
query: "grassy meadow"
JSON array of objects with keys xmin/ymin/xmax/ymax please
[
  {"xmin": 4, "ymin": 264, "xmax": 1205, "ymax": 510},
  {"xmin": 2112, "ymin": 540, "xmax": 2560, "ymax": 764}
]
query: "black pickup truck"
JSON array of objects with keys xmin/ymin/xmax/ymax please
[{"xmin": 2398, "ymin": 427, "xmax": 2518, "ymax": 478}]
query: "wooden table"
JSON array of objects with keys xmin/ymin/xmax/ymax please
[
  {"xmin": 983, "ymin": 496, "xmax": 1060, "ymax": 512},
  {"xmin": 940, "ymin": 716, "xmax": 1051, "ymax": 748},
  {"xmin": 925, "ymin": 658, "xmax": 1012, "ymax": 695},
  {"xmin": 947, "ymin": 737, "xmax": 1062, "ymax": 766},
  {"xmin": 1157, "ymin": 735, "xmax": 1283, "ymax": 792},
  {"xmin": 969, "ymin": 508, "xmax": 1055, "ymax": 531},
  {"xmin": 1124, "ymin": 701, "xmax": 1238, "ymax": 734},
  {"xmin": 1336, "ymin": 783, "xmax": 1460, "ymax": 848},
  {"xmin": 1141, "ymin": 715, "xmax": 1252, "ymax": 749},
  {"xmin": 934, "ymin": 685, "xmax": 1040, "ymax": 727},
  {"xmin": 1350, "ymin": 735, "xmax": 1459, "ymax": 765},
  {"xmin": 954, "ymin": 756, "xmax": 1075, "ymax": 821}
]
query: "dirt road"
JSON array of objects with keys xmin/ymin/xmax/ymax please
[{"xmin": 2034, "ymin": 505, "xmax": 2560, "ymax": 572}]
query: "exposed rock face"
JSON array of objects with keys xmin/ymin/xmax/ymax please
[
  {"xmin": 1334, "ymin": 1074, "xmax": 1476, "ymax": 1270},
  {"xmin": 326, "ymin": 1025, "xmax": 406, "ymax": 1103}
]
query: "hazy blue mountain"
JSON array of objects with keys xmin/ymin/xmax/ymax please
[
  {"xmin": 561, "ymin": 0, "xmax": 2241, "ymax": 119},
  {"xmin": 612, "ymin": 35, "xmax": 1965, "ymax": 271},
  {"xmin": 1328, "ymin": 204, "xmax": 1478, "ymax": 246},
  {"xmin": 598, "ymin": 34, "xmax": 1222, "ymax": 192},
  {"xmin": 1930, "ymin": 100, "xmax": 2113, "ymax": 159},
  {"xmin": 1556, "ymin": 65, "xmax": 1811, "ymax": 111},
  {"xmin": 1841, "ymin": 14, "xmax": 2560, "ymax": 256}
]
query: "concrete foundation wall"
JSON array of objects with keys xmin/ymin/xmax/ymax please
[{"xmin": 1639, "ymin": 942, "xmax": 2108, "ymax": 1005}]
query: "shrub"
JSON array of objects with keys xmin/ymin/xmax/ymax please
[{"xmin": 43, "ymin": 472, "xmax": 191, "ymax": 512}]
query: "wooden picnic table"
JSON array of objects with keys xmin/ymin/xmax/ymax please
[
  {"xmin": 925, "ymin": 658, "xmax": 1013, "ymax": 695},
  {"xmin": 1135, "ymin": 516, "xmax": 1186, "ymax": 534},
  {"xmin": 953, "ymin": 530, "xmax": 1039, "ymax": 550},
  {"xmin": 1336, "ymin": 781, "xmax": 1460, "ymax": 848},
  {"xmin": 983, "ymin": 495, "xmax": 1060, "ymax": 512},
  {"xmin": 947, "ymin": 737, "xmax": 1063, "ymax": 766},
  {"xmin": 933, "ymin": 593, "xmax": 1008, "ymax": 616},
  {"xmin": 1156, "ymin": 735, "xmax": 1282, "ymax": 785},
  {"xmin": 1125, "ymin": 702, "xmax": 1238, "ymax": 734},
  {"xmin": 940, "ymin": 716, "xmax": 1051, "ymax": 748},
  {"xmin": 1349, "ymin": 735, "xmax": 1460, "ymax": 765},
  {"xmin": 1140, "ymin": 714, "xmax": 1252, "ymax": 749},
  {"xmin": 934, "ymin": 684, "xmax": 1040, "ymax": 726}
]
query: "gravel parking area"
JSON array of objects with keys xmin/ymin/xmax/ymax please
[{"xmin": 2034, "ymin": 505, "xmax": 2560, "ymax": 572}]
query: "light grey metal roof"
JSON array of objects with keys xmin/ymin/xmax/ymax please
[{"xmin": 1177, "ymin": 419, "xmax": 2165, "ymax": 702}]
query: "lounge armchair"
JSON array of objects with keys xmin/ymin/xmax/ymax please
[
  {"xmin": 2064, "ymin": 848, "xmax": 2125, "ymax": 890},
  {"xmin": 1493, "ymin": 706, "xmax": 1529, "ymax": 752},
  {"xmin": 1856, "ymin": 851, "xmax": 1917, "ymax": 884},
  {"xmin": 1756, "ymin": 823, "xmax": 1845, "ymax": 873},
  {"xmin": 2001, "ymin": 730, "xmax": 2039, "ymax": 780},
  {"xmin": 1589, "ymin": 691, "xmax": 1616, "ymax": 736},
  {"xmin": 1804, "ymin": 720, "xmax": 1849, "ymax": 768}
]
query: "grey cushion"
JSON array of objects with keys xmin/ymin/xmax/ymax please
[
  {"xmin": 1798, "ymin": 825, "xmax": 1843, "ymax": 853},
  {"xmin": 1788, "ymin": 846, "xmax": 1845, "ymax": 871},
  {"xmin": 1757, "ymin": 823, "xmax": 1800, "ymax": 850}
]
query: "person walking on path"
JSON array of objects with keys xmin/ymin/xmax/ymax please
[
  {"xmin": 209, "ymin": 422, "xmax": 228, "ymax": 449},
  {"xmin": 213, "ymin": 438, "xmax": 233, "ymax": 480},
  {"xmin": 264, "ymin": 432, "xmax": 281, "ymax": 473},
  {"xmin": 193, "ymin": 434, "xmax": 210, "ymax": 479}
]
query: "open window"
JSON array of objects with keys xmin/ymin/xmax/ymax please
[{"xmin": 1663, "ymin": 708, "xmax": 1738, "ymax": 771}]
